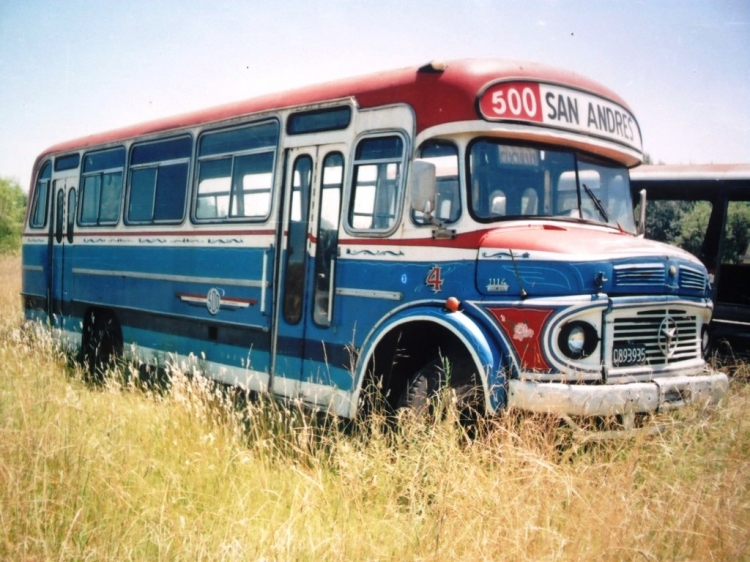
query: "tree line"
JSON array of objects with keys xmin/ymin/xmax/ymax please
[{"xmin": 0, "ymin": 177, "xmax": 26, "ymax": 254}]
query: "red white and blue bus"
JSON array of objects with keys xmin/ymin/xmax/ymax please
[{"xmin": 22, "ymin": 59, "xmax": 727, "ymax": 422}]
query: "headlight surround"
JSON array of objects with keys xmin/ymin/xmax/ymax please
[
  {"xmin": 558, "ymin": 321, "xmax": 600, "ymax": 359},
  {"xmin": 701, "ymin": 325, "xmax": 710, "ymax": 358}
]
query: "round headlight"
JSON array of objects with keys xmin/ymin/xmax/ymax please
[{"xmin": 558, "ymin": 321, "xmax": 600, "ymax": 359}]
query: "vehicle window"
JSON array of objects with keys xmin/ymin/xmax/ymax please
[
  {"xmin": 313, "ymin": 152, "xmax": 344, "ymax": 326},
  {"xmin": 717, "ymin": 200, "xmax": 750, "ymax": 306},
  {"xmin": 720, "ymin": 201, "xmax": 750, "ymax": 265},
  {"xmin": 127, "ymin": 136, "xmax": 191, "ymax": 224},
  {"xmin": 195, "ymin": 121, "xmax": 278, "ymax": 221},
  {"xmin": 287, "ymin": 106, "xmax": 351, "ymax": 135},
  {"xmin": 79, "ymin": 147, "xmax": 125, "ymax": 225},
  {"xmin": 55, "ymin": 153, "xmax": 80, "ymax": 172},
  {"xmin": 55, "ymin": 187, "xmax": 64, "ymax": 243},
  {"xmin": 413, "ymin": 141, "xmax": 460, "ymax": 225},
  {"xmin": 282, "ymin": 155, "xmax": 312, "ymax": 325},
  {"xmin": 66, "ymin": 189, "xmax": 76, "ymax": 243},
  {"xmin": 348, "ymin": 135, "xmax": 404, "ymax": 231},
  {"xmin": 468, "ymin": 140, "xmax": 636, "ymax": 232},
  {"xmin": 29, "ymin": 161, "xmax": 51, "ymax": 228},
  {"xmin": 643, "ymin": 199, "xmax": 713, "ymax": 260}
]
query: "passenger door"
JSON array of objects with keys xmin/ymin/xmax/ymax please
[
  {"xmin": 49, "ymin": 177, "xmax": 77, "ymax": 337},
  {"xmin": 271, "ymin": 145, "xmax": 346, "ymax": 399}
]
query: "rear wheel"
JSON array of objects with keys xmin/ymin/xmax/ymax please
[{"xmin": 83, "ymin": 312, "xmax": 122, "ymax": 381}]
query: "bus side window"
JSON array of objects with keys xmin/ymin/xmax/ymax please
[
  {"xmin": 29, "ymin": 161, "xmax": 52, "ymax": 228},
  {"xmin": 313, "ymin": 152, "xmax": 344, "ymax": 327},
  {"xmin": 128, "ymin": 136, "xmax": 192, "ymax": 224},
  {"xmin": 413, "ymin": 141, "xmax": 460, "ymax": 225},
  {"xmin": 282, "ymin": 155, "xmax": 313, "ymax": 325},
  {"xmin": 195, "ymin": 121, "xmax": 279, "ymax": 222},
  {"xmin": 55, "ymin": 188, "xmax": 65, "ymax": 243},
  {"xmin": 66, "ymin": 189, "xmax": 76, "ymax": 244},
  {"xmin": 348, "ymin": 135, "xmax": 405, "ymax": 232},
  {"xmin": 79, "ymin": 147, "xmax": 126, "ymax": 226}
]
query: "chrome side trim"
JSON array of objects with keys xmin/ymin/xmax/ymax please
[
  {"xmin": 335, "ymin": 287, "xmax": 403, "ymax": 301},
  {"xmin": 73, "ymin": 267, "xmax": 264, "ymax": 288}
]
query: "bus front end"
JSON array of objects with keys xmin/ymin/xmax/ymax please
[
  {"xmin": 404, "ymin": 73, "xmax": 728, "ymax": 421},
  {"xmin": 465, "ymin": 141, "xmax": 727, "ymax": 419}
]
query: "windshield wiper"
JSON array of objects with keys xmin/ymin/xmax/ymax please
[{"xmin": 581, "ymin": 183, "xmax": 608, "ymax": 222}]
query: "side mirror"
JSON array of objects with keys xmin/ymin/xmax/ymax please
[
  {"xmin": 637, "ymin": 188, "xmax": 647, "ymax": 237},
  {"xmin": 409, "ymin": 159, "xmax": 437, "ymax": 216}
]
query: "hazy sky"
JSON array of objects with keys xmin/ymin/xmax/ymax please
[{"xmin": 1, "ymin": 0, "xmax": 748, "ymax": 189}]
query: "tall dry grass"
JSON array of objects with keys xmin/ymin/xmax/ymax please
[{"xmin": 1, "ymin": 253, "xmax": 749, "ymax": 560}]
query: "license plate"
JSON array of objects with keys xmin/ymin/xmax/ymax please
[{"xmin": 612, "ymin": 343, "xmax": 647, "ymax": 367}]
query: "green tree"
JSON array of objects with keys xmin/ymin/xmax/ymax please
[
  {"xmin": 676, "ymin": 201, "xmax": 713, "ymax": 259},
  {"xmin": 720, "ymin": 201, "xmax": 750, "ymax": 264},
  {"xmin": 0, "ymin": 177, "xmax": 27, "ymax": 253},
  {"xmin": 644, "ymin": 199, "xmax": 695, "ymax": 248}
]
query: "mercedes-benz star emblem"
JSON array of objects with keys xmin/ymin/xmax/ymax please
[{"xmin": 658, "ymin": 315, "xmax": 678, "ymax": 358}]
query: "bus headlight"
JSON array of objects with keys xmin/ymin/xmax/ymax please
[{"xmin": 558, "ymin": 321, "xmax": 599, "ymax": 359}]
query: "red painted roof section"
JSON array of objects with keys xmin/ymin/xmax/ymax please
[{"xmin": 38, "ymin": 58, "xmax": 633, "ymax": 160}]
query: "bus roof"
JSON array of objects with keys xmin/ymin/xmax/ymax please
[{"xmin": 37, "ymin": 58, "xmax": 637, "ymax": 163}]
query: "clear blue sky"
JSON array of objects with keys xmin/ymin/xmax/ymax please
[{"xmin": 1, "ymin": 0, "xmax": 748, "ymax": 189}]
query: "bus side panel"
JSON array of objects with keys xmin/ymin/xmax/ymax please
[
  {"xmin": 274, "ymin": 255, "xmax": 482, "ymax": 398},
  {"xmin": 21, "ymin": 240, "xmax": 50, "ymax": 323},
  {"xmin": 70, "ymin": 242, "xmax": 274, "ymax": 376}
]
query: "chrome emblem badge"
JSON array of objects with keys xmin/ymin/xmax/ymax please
[
  {"xmin": 658, "ymin": 315, "xmax": 678, "ymax": 358},
  {"xmin": 206, "ymin": 288, "xmax": 222, "ymax": 315}
]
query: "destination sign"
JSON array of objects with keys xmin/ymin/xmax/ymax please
[{"xmin": 478, "ymin": 81, "xmax": 642, "ymax": 153}]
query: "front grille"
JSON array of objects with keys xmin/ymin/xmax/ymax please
[
  {"xmin": 679, "ymin": 266, "xmax": 707, "ymax": 292},
  {"xmin": 612, "ymin": 308, "xmax": 700, "ymax": 366},
  {"xmin": 614, "ymin": 264, "xmax": 666, "ymax": 286}
]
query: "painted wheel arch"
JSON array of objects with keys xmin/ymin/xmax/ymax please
[{"xmin": 349, "ymin": 302, "xmax": 509, "ymax": 417}]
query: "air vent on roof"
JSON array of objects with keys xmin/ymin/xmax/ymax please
[{"xmin": 418, "ymin": 60, "xmax": 447, "ymax": 73}]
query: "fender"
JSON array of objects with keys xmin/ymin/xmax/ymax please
[{"xmin": 350, "ymin": 300, "xmax": 509, "ymax": 417}]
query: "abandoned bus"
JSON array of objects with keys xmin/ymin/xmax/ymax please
[
  {"xmin": 631, "ymin": 164, "xmax": 750, "ymax": 358},
  {"xmin": 22, "ymin": 59, "xmax": 727, "ymax": 421}
]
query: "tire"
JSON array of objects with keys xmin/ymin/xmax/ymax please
[
  {"xmin": 397, "ymin": 356, "xmax": 484, "ymax": 425},
  {"xmin": 83, "ymin": 313, "xmax": 122, "ymax": 381},
  {"xmin": 396, "ymin": 358, "xmax": 445, "ymax": 416}
]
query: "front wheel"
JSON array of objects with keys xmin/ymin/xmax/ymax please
[
  {"xmin": 397, "ymin": 357, "xmax": 484, "ymax": 423},
  {"xmin": 397, "ymin": 358, "xmax": 445, "ymax": 416}
]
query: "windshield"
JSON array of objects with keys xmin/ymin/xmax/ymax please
[{"xmin": 468, "ymin": 140, "xmax": 636, "ymax": 233}]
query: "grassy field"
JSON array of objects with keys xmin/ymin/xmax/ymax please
[{"xmin": 1, "ymin": 253, "xmax": 749, "ymax": 561}]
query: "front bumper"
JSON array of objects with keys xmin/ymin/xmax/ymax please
[{"xmin": 507, "ymin": 372, "xmax": 729, "ymax": 417}]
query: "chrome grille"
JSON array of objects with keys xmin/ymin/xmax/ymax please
[
  {"xmin": 612, "ymin": 308, "xmax": 700, "ymax": 366},
  {"xmin": 679, "ymin": 266, "xmax": 707, "ymax": 291},
  {"xmin": 614, "ymin": 264, "xmax": 666, "ymax": 286}
]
